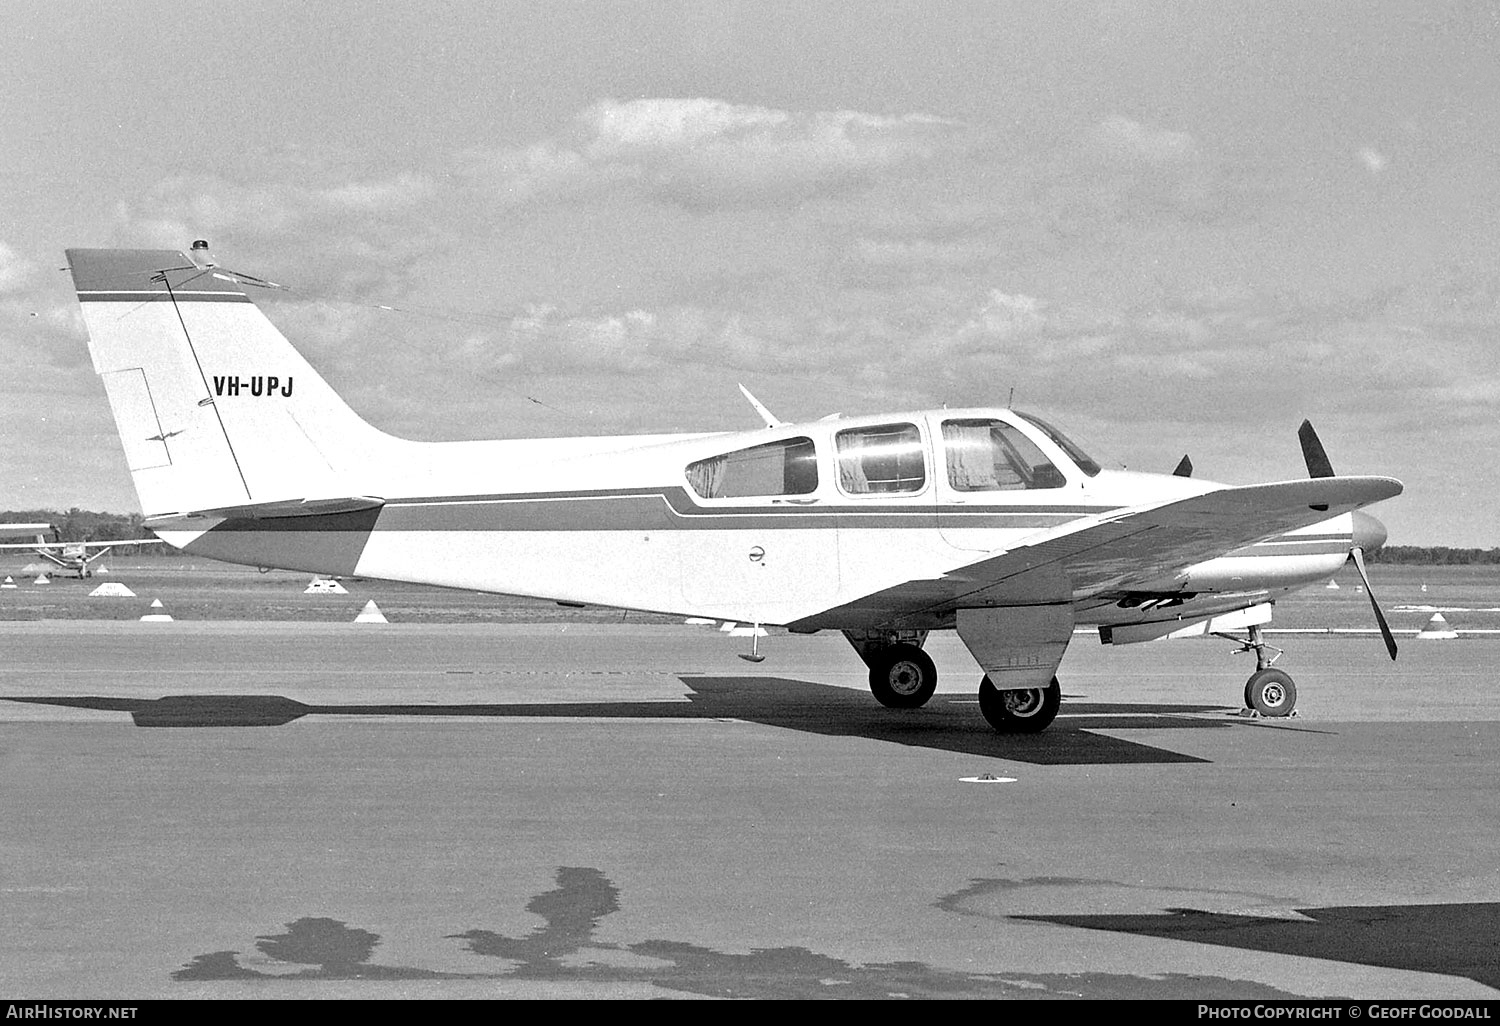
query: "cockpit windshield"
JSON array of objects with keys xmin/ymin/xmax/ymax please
[{"xmin": 1012, "ymin": 411, "xmax": 1101, "ymax": 476}]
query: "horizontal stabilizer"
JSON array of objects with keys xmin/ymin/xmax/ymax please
[{"xmin": 151, "ymin": 496, "xmax": 386, "ymax": 522}]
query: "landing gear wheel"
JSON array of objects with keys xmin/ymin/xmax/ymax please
[
  {"xmin": 978, "ymin": 675, "xmax": 1061, "ymax": 733},
  {"xmin": 868, "ymin": 644, "xmax": 938, "ymax": 709},
  {"xmin": 1244, "ymin": 668, "xmax": 1297, "ymax": 717}
]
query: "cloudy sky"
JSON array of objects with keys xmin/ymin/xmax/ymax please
[{"xmin": 3, "ymin": 2, "xmax": 1497, "ymax": 544}]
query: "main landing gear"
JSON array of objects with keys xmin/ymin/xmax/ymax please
[
  {"xmin": 866, "ymin": 643, "xmax": 938, "ymax": 709},
  {"xmin": 845, "ymin": 630, "xmax": 1064, "ymax": 732},
  {"xmin": 845, "ymin": 631, "xmax": 939, "ymax": 709},
  {"xmin": 1216, "ymin": 624, "xmax": 1298, "ymax": 717},
  {"xmin": 978, "ymin": 676, "xmax": 1061, "ymax": 733}
]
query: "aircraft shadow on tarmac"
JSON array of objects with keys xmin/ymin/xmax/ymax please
[
  {"xmin": 4, "ymin": 676, "xmax": 1303, "ymax": 765},
  {"xmin": 169, "ymin": 865, "xmax": 1305, "ymax": 999},
  {"xmin": 1016, "ymin": 904, "xmax": 1500, "ymax": 994}
]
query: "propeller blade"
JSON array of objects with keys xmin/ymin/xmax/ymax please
[
  {"xmin": 1172, "ymin": 455, "xmax": 1193, "ymax": 478},
  {"xmin": 1298, "ymin": 420, "xmax": 1335, "ymax": 478},
  {"xmin": 1350, "ymin": 546, "xmax": 1398, "ymax": 661}
]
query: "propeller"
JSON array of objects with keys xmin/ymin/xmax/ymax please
[
  {"xmin": 1298, "ymin": 419, "xmax": 1335, "ymax": 478},
  {"xmin": 1350, "ymin": 543, "xmax": 1398, "ymax": 661},
  {"xmin": 1299, "ymin": 420, "xmax": 1398, "ymax": 661}
]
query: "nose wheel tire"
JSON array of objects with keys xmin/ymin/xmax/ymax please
[
  {"xmin": 868, "ymin": 644, "xmax": 938, "ymax": 709},
  {"xmin": 1244, "ymin": 667, "xmax": 1297, "ymax": 717},
  {"xmin": 978, "ymin": 676, "xmax": 1061, "ymax": 733}
]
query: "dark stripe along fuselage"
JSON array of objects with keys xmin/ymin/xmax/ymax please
[
  {"xmin": 200, "ymin": 487, "xmax": 1109, "ymax": 534},
  {"xmin": 180, "ymin": 487, "xmax": 1353, "ymax": 581}
]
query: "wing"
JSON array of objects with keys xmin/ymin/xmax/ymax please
[{"xmin": 791, "ymin": 475, "xmax": 1401, "ymax": 631}]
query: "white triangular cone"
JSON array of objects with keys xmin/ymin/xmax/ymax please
[
  {"xmin": 354, "ymin": 599, "xmax": 388, "ymax": 623},
  {"xmin": 89, "ymin": 582, "xmax": 136, "ymax": 597},
  {"xmin": 140, "ymin": 598, "xmax": 174, "ymax": 621},
  {"xmin": 1416, "ymin": 613, "xmax": 1457, "ymax": 640},
  {"xmin": 34, "ymin": 574, "xmax": 50, "ymax": 585},
  {"xmin": 2, "ymin": 576, "xmax": 15, "ymax": 588},
  {"xmin": 1325, "ymin": 579, "xmax": 1340, "ymax": 590},
  {"xmin": 305, "ymin": 577, "xmax": 349, "ymax": 594},
  {"xmin": 95, "ymin": 565, "xmax": 108, "ymax": 575}
]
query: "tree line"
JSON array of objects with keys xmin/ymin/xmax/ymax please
[
  {"xmin": 1367, "ymin": 545, "xmax": 1500, "ymax": 565},
  {"xmin": 1, "ymin": 508, "xmax": 150, "ymax": 544}
]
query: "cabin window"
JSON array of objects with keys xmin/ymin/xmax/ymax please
[
  {"xmin": 685, "ymin": 437, "xmax": 819, "ymax": 499},
  {"xmin": 941, "ymin": 419, "xmax": 1067, "ymax": 491},
  {"xmin": 1012, "ymin": 411, "xmax": 1101, "ymax": 476},
  {"xmin": 836, "ymin": 423, "xmax": 926, "ymax": 494}
]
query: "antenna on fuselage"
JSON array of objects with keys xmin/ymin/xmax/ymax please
[
  {"xmin": 738, "ymin": 384, "xmax": 785, "ymax": 428},
  {"xmin": 1007, "ymin": 386, "xmax": 1015, "ymax": 408}
]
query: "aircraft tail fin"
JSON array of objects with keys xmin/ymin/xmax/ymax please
[{"xmin": 67, "ymin": 248, "xmax": 397, "ymax": 518}]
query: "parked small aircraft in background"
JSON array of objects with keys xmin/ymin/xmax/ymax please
[
  {"xmin": 0, "ymin": 523, "xmax": 166, "ymax": 579},
  {"xmin": 0, "ymin": 523, "xmax": 165, "ymax": 578},
  {"xmin": 63, "ymin": 244, "xmax": 1402, "ymax": 733}
]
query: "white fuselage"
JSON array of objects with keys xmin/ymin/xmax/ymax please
[{"xmin": 152, "ymin": 407, "xmax": 1361, "ymax": 630}]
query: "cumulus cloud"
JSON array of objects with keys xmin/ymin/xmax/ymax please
[
  {"xmin": 459, "ymin": 300, "xmax": 851, "ymax": 380},
  {"xmin": 117, "ymin": 172, "xmax": 438, "ymax": 239},
  {"xmin": 93, "ymin": 103, "xmax": 1469, "ymax": 450},
  {"xmin": 1358, "ymin": 147, "xmax": 1388, "ymax": 173},
  {"xmin": 323, "ymin": 173, "xmax": 435, "ymax": 211},
  {"xmin": 1035, "ymin": 115, "xmax": 1230, "ymax": 228},
  {"xmin": 0, "ymin": 247, "xmax": 88, "ymax": 370},
  {"xmin": 1086, "ymin": 116, "xmax": 1201, "ymax": 165},
  {"xmin": 112, "ymin": 168, "xmax": 447, "ymax": 300},
  {"xmin": 467, "ymin": 98, "xmax": 966, "ymax": 209},
  {"xmin": 849, "ymin": 236, "xmax": 1002, "ymax": 273},
  {"xmin": 964, "ymin": 290, "xmax": 1047, "ymax": 341},
  {"xmin": 0, "ymin": 241, "xmax": 34, "ymax": 294}
]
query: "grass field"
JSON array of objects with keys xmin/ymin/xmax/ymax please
[{"xmin": 2, "ymin": 553, "xmax": 1495, "ymax": 634}]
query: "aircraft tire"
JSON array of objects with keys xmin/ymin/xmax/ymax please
[
  {"xmin": 868, "ymin": 644, "xmax": 938, "ymax": 709},
  {"xmin": 1244, "ymin": 668, "xmax": 1297, "ymax": 717},
  {"xmin": 978, "ymin": 675, "xmax": 1061, "ymax": 733}
]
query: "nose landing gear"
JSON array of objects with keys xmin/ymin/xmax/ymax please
[
  {"xmin": 1216, "ymin": 624, "xmax": 1297, "ymax": 717},
  {"xmin": 1244, "ymin": 667, "xmax": 1297, "ymax": 717}
]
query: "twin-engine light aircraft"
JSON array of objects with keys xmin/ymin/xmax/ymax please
[
  {"xmin": 65, "ymin": 245, "xmax": 1402, "ymax": 734},
  {"xmin": 0, "ymin": 523, "xmax": 164, "ymax": 578}
]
